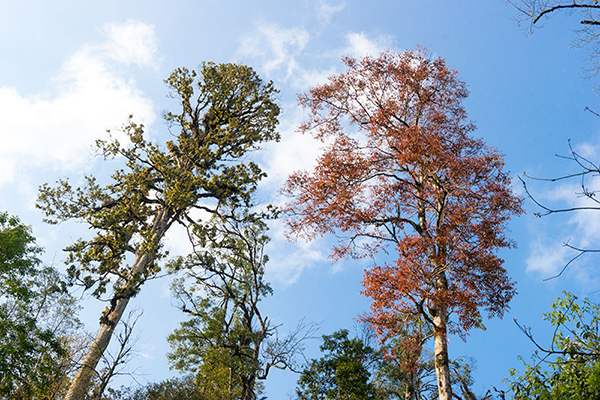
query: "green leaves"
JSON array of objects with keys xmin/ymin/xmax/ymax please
[
  {"xmin": 36, "ymin": 63, "xmax": 280, "ymax": 301},
  {"xmin": 296, "ymin": 329, "xmax": 380, "ymax": 400},
  {"xmin": 0, "ymin": 212, "xmax": 80, "ymax": 399},
  {"xmin": 167, "ymin": 213, "xmax": 275, "ymax": 399},
  {"xmin": 0, "ymin": 212, "xmax": 42, "ymax": 301},
  {"xmin": 507, "ymin": 292, "xmax": 600, "ymax": 399}
]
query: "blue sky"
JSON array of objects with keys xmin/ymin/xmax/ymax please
[{"xmin": 2, "ymin": 0, "xmax": 600, "ymax": 397}]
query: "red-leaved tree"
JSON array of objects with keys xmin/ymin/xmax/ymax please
[{"xmin": 282, "ymin": 49, "xmax": 523, "ymax": 400}]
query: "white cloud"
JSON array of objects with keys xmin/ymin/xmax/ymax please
[
  {"xmin": 293, "ymin": 66, "xmax": 337, "ymax": 90},
  {"xmin": 238, "ymin": 21, "xmax": 309, "ymax": 79},
  {"xmin": 102, "ymin": 20, "xmax": 158, "ymax": 68},
  {"xmin": 343, "ymin": 32, "xmax": 394, "ymax": 58},
  {"xmin": 316, "ymin": 0, "xmax": 346, "ymax": 25},
  {"xmin": 265, "ymin": 218, "xmax": 328, "ymax": 286},
  {"xmin": 526, "ymin": 237, "xmax": 570, "ymax": 276},
  {"xmin": 0, "ymin": 20, "xmax": 157, "ymax": 187},
  {"xmin": 262, "ymin": 104, "xmax": 328, "ymax": 191}
]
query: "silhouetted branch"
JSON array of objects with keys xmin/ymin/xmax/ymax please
[
  {"xmin": 532, "ymin": 4, "xmax": 600, "ymax": 25},
  {"xmin": 513, "ymin": 318, "xmax": 600, "ymax": 357}
]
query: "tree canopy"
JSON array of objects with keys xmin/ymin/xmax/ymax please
[
  {"xmin": 36, "ymin": 62, "xmax": 280, "ymax": 400},
  {"xmin": 283, "ymin": 49, "xmax": 523, "ymax": 400},
  {"xmin": 0, "ymin": 212, "xmax": 80, "ymax": 399}
]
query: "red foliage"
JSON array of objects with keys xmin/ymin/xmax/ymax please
[{"xmin": 283, "ymin": 49, "xmax": 523, "ymax": 384}]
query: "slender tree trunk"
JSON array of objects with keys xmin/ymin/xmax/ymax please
[
  {"xmin": 64, "ymin": 296, "xmax": 130, "ymax": 400},
  {"xmin": 433, "ymin": 273, "xmax": 452, "ymax": 400},
  {"xmin": 64, "ymin": 209, "xmax": 173, "ymax": 400},
  {"xmin": 404, "ymin": 371, "xmax": 417, "ymax": 400}
]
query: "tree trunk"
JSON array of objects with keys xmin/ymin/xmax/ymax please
[
  {"xmin": 64, "ymin": 209, "xmax": 173, "ymax": 400},
  {"xmin": 433, "ymin": 309, "xmax": 452, "ymax": 400},
  {"xmin": 433, "ymin": 273, "xmax": 452, "ymax": 400},
  {"xmin": 64, "ymin": 296, "xmax": 130, "ymax": 400},
  {"xmin": 404, "ymin": 370, "xmax": 417, "ymax": 400}
]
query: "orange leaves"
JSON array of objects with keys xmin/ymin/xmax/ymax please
[{"xmin": 284, "ymin": 49, "xmax": 523, "ymax": 361}]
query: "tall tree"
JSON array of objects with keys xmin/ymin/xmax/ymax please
[
  {"xmin": 283, "ymin": 49, "xmax": 523, "ymax": 400},
  {"xmin": 36, "ymin": 62, "xmax": 280, "ymax": 400},
  {"xmin": 168, "ymin": 211, "xmax": 314, "ymax": 400},
  {"xmin": 296, "ymin": 329, "xmax": 381, "ymax": 400}
]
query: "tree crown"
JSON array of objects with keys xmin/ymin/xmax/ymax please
[
  {"xmin": 283, "ymin": 49, "xmax": 523, "ymax": 339},
  {"xmin": 37, "ymin": 62, "xmax": 280, "ymax": 299}
]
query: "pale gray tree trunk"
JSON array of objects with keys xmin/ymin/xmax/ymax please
[
  {"xmin": 433, "ymin": 273, "xmax": 452, "ymax": 400},
  {"xmin": 64, "ymin": 297, "xmax": 130, "ymax": 400},
  {"xmin": 404, "ymin": 371, "xmax": 418, "ymax": 400},
  {"xmin": 64, "ymin": 209, "xmax": 172, "ymax": 400}
]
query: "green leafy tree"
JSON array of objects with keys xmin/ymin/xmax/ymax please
[
  {"xmin": 0, "ymin": 212, "xmax": 81, "ymax": 399},
  {"xmin": 296, "ymin": 329, "xmax": 477, "ymax": 400},
  {"xmin": 36, "ymin": 62, "xmax": 280, "ymax": 400},
  {"xmin": 168, "ymin": 211, "xmax": 314, "ymax": 400},
  {"xmin": 507, "ymin": 292, "xmax": 600, "ymax": 399},
  {"xmin": 296, "ymin": 329, "xmax": 382, "ymax": 400},
  {"xmin": 122, "ymin": 376, "xmax": 204, "ymax": 400}
]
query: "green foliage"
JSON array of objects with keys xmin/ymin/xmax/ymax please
[
  {"xmin": 296, "ymin": 329, "xmax": 381, "ymax": 399},
  {"xmin": 36, "ymin": 61, "xmax": 279, "ymax": 303},
  {"xmin": 0, "ymin": 211, "xmax": 43, "ymax": 300},
  {"xmin": 296, "ymin": 329, "xmax": 479, "ymax": 400},
  {"xmin": 507, "ymin": 292, "xmax": 600, "ymax": 399},
  {"xmin": 129, "ymin": 376, "xmax": 204, "ymax": 399},
  {"xmin": 0, "ymin": 212, "xmax": 81, "ymax": 399},
  {"xmin": 167, "ymin": 212, "xmax": 275, "ymax": 400}
]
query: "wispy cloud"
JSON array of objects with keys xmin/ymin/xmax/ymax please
[
  {"xmin": 526, "ymin": 236, "xmax": 571, "ymax": 277},
  {"xmin": 343, "ymin": 32, "xmax": 395, "ymax": 58},
  {"xmin": 265, "ymin": 218, "xmax": 328, "ymax": 286},
  {"xmin": 316, "ymin": 0, "xmax": 346, "ymax": 25},
  {"xmin": 102, "ymin": 19, "xmax": 159, "ymax": 68},
  {"xmin": 237, "ymin": 21, "xmax": 309, "ymax": 80},
  {"xmin": 524, "ymin": 157, "xmax": 600, "ymax": 285},
  {"xmin": 0, "ymin": 20, "xmax": 157, "ymax": 187}
]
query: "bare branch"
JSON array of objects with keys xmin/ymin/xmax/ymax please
[
  {"xmin": 513, "ymin": 318, "xmax": 600, "ymax": 357},
  {"xmin": 533, "ymin": 4, "xmax": 600, "ymax": 25}
]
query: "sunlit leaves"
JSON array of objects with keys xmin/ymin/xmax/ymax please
[
  {"xmin": 283, "ymin": 50, "xmax": 523, "ymax": 396},
  {"xmin": 0, "ymin": 212, "xmax": 79, "ymax": 398},
  {"xmin": 36, "ymin": 63, "xmax": 280, "ymax": 301},
  {"xmin": 507, "ymin": 292, "xmax": 600, "ymax": 399}
]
